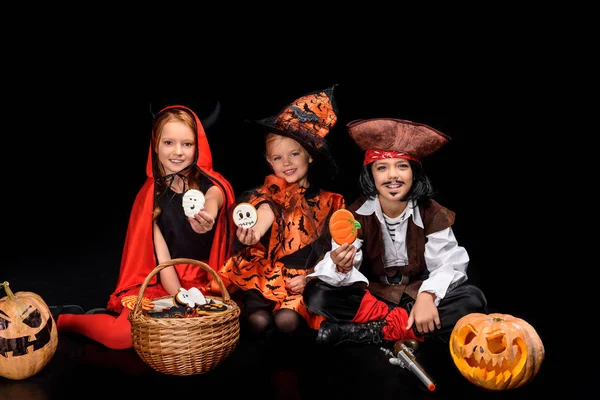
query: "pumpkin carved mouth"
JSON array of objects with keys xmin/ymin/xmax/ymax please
[
  {"xmin": 458, "ymin": 333, "xmax": 528, "ymax": 385},
  {"xmin": 0, "ymin": 312, "xmax": 54, "ymax": 357}
]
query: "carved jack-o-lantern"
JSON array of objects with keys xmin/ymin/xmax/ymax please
[
  {"xmin": 449, "ymin": 312, "xmax": 544, "ymax": 390},
  {"xmin": 0, "ymin": 282, "xmax": 58, "ymax": 380}
]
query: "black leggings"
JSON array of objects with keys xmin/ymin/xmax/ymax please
[
  {"xmin": 304, "ymin": 279, "xmax": 487, "ymax": 342},
  {"xmin": 241, "ymin": 289, "xmax": 307, "ymax": 337}
]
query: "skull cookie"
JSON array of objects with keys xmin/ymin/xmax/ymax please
[
  {"xmin": 233, "ymin": 203, "xmax": 258, "ymax": 228},
  {"xmin": 182, "ymin": 189, "xmax": 206, "ymax": 217}
]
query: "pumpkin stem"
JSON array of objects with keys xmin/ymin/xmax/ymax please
[
  {"xmin": 350, "ymin": 220, "xmax": 361, "ymax": 234},
  {"xmin": 491, "ymin": 317, "xmax": 504, "ymax": 322},
  {"xmin": 1, "ymin": 281, "xmax": 15, "ymax": 299}
]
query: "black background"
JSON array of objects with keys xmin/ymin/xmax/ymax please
[{"xmin": 4, "ymin": 80, "xmax": 555, "ymax": 377}]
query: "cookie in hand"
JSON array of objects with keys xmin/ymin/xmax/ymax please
[
  {"xmin": 182, "ymin": 189, "xmax": 206, "ymax": 217},
  {"xmin": 233, "ymin": 202, "xmax": 258, "ymax": 228},
  {"xmin": 329, "ymin": 209, "xmax": 361, "ymax": 245}
]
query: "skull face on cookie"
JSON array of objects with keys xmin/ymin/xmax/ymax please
[
  {"xmin": 182, "ymin": 189, "xmax": 206, "ymax": 217},
  {"xmin": 233, "ymin": 203, "xmax": 258, "ymax": 228}
]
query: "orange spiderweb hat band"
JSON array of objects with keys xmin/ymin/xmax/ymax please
[{"xmin": 363, "ymin": 150, "xmax": 421, "ymax": 166}]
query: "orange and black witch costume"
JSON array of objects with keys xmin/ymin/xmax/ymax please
[
  {"xmin": 218, "ymin": 85, "xmax": 345, "ymax": 330},
  {"xmin": 219, "ymin": 174, "xmax": 345, "ymax": 330}
]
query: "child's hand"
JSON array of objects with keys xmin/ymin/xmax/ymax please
[
  {"xmin": 237, "ymin": 226, "xmax": 260, "ymax": 246},
  {"xmin": 406, "ymin": 292, "xmax": 440, "ymax": 334},
  {"xmin": 286, "ymin": 275, "xmax": 307, "ymax": 294},
  {"xmin": 188, "ymin": 210, "xmax": 215, "ymax": 234},
  {"xmin": 331, "ymin": 243, "xmax": 357, "ymax": 273}
]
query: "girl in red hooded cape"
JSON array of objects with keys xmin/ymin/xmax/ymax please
[{"xmin": 56, "ymin": 105, "xmax": 235, "ymax": 349}]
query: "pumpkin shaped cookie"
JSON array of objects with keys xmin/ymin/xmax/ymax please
[{"xmin": 329, "ymin": 209, "xmax": 361, "ymax": 245}]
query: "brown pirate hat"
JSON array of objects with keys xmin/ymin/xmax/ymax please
[{"xmin": 347, "ymin": 118, "xmax": 451, "ymax": 163}]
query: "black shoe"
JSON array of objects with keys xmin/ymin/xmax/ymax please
[
  {"xmin": 49, "ymin": 304, "xmax": 85, "ymax": 320},
  {"xmin": 316, "ymin": 320, "xmax": 390, "ymax": 346}
]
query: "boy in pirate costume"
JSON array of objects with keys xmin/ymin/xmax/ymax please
[{"xmin": 304, "ymin": 118, "xmax": 487, "ymax": 346}]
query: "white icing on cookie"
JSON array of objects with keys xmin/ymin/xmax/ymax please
[
  {"xmin": 175, "ymin": 287, "xmax": 206, "ymax": 308},
  {"xmin": 182, "ymin": 189, "xmax": 206, "ymax": 217},
  {"xmin": 233, "ymin": 203, "xmax": 258, "ymax": 228}
]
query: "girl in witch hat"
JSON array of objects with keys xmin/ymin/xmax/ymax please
[{"xmin": 218, "ymin": 86, "xmax": 345, "ymax": 340}]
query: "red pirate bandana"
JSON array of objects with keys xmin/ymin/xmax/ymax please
[{"xmin": 363, "ymin": 150, "xmax": 421, "ymax": 166}]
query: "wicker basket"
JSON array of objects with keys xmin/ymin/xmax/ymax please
[{"xmin": 129, "ymin": 258, "xmax": 240, "ymax": 376}]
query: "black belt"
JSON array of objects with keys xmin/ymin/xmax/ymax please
[
  {"xmin": 380, "ymin": 268, "xmax": 409, "ymax": 285},
  {"xmin": 278, "ymin": 245, "xmax": 316, "ymax": 270}
]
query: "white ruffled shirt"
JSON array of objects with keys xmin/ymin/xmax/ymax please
[{"xmin": 307, "ymin": 198, "xmax": 469, "ymax": 305}]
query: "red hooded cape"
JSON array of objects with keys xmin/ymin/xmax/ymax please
[{"xmin": 107, "ymin": 105, "xmax": 235, "ymax": 313}]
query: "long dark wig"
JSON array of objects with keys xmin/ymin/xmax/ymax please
[{"xmin": 358, "ymin": 160, "xmax": 436, "ymax": 205}]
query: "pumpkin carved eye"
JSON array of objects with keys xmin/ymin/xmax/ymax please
[
  {"xmin": 486, "ymin": 331, "xmax": 507, "ymax": 354},
  {"xmin": 0, "ymin": 310, "xmax": 10, "ymax": 330},
  {"xmin": 459, "ymin": 325, "xmax": 477, "ymax": 346},
  {"xmin": 22, "ymin": 309, "xmax": 42, "ymax": 328}
]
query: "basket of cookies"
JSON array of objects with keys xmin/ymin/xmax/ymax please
[{"xmin": 128, "ymin": 258, "xmax": 240, "ymax": 376}]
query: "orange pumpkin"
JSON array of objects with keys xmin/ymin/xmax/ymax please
[
  {"xmin": 329, "ymin": 209, "xmax": 361, "ymax": 245},
  {"xmin": 0, "ymin": 282, "xmax": 58, "ymax": 380},
  {"xmin": 449, "ymin": 312, "xmax": 544, "ymax": 391}
]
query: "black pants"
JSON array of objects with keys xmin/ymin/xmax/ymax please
[{"xmin": 304, "ymin": 279, "xmax": 487, "ymax": 342}]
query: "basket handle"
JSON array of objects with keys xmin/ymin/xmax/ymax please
[{"xmin": 131, "ymin": 258, "xmax": 230, "ymax": 317}]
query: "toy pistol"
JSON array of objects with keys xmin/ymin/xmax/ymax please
[{"xmin": 389, "ymin": 339, "xmax": 436, "ymax": 392}]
